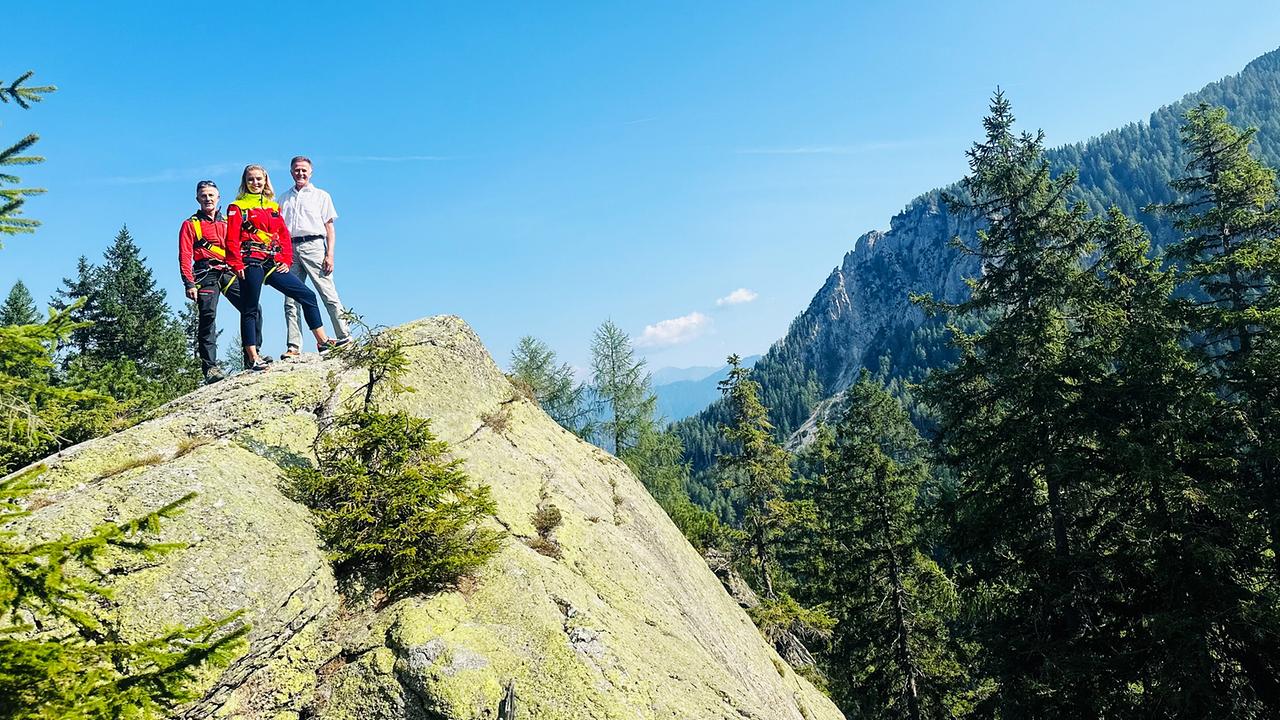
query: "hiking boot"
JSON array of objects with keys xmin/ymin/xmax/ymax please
[
  {"xmin": 204, "ymin": 366, "xmax": 226, "ymax": 384},
  {"xmin": 281, "ymin": 347, "xmax": 302, "ymax": 360},
  {"xmin": 318, "ymin": 338, "xmax": 351, "ymax": 355},
  {"xmin": 248, "ymin": 359, "xmax": 271, "ymax": 372}
]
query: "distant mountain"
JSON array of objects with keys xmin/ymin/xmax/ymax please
[
  {"xmin": 654, "ymin": 355, "xmax": 760, "ymax": 422},
  {"xmin": 651, "ymin": 364, "xmax": 720, "ymax": 386},
  {"xmin": 674, "ymin": 47, "xmax": 1280, "ymax": 510}
]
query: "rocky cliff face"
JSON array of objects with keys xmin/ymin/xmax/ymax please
[
  {"xmin": 683, "ymin": 48, "xmax": 1280, "ymax": 456},
  {"xmin": 9, "ymin": 316, "xmax": 842, "ymax": 720},
  {"xmin": 780, "ymin": 192, "xmax": 978, "ymax": 401}
]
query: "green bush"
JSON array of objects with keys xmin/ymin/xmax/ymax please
[
  {"xmin": 0, "ymin": 466, "xmax": 247, "ymax": 718},
  {"xmin": 747, "ymin": 593, "xmax": 834, "ymax": 646},
  {"xmin": 0, "ymin": 306, "xmax": 118, "ymax": 475},
  {"xmin": 287, "ymin": 411, "xmax": 503, "ymax": 597},
  {"xmin": 531, "ymin": 504, "xmax": 562, "ymax": 536}
]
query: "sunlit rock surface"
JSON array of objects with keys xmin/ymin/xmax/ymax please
[{"xmin": 12, "ymin": 315, "xmax": 843, "ymax": 720}]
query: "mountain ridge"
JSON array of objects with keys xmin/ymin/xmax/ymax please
[
  {"xmin": 675, "ymin": 45, "xmax": 1280, "ymax": 478},
  {"xmin": 654, "ymin": 354, "xmax": 761, "ymax": 422}
]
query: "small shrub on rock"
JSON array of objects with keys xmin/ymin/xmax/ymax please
[
  {"xmin": 526, "ymin": 535, "xmax": 563, "ymax": 559},
  {"xmin": 287, "ymin": 411, "xmax": 503, "ymax": 596},
  {"xmin": 525, "ymin": 503, "xmax": 564, "ymax": 559},
  {"xmin": 531, "ymin": 504, "xmax": 562, "ymax": 536}
]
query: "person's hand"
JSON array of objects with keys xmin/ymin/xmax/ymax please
[
  {"xmin": 185, "ymin": 286, "xmax": 198, "ymax": 301},
  {"xmin": 236, "ymin": 268, "xmax": 245, "ymax": 280},
  {"xmin": 276, "ymin": 262, "xmax": 290, "ymax": 274},
  {"xmin": 322, "ymin": 255, "xmax": 334, "ymax": 275}
]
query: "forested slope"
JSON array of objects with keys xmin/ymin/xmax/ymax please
[{"xmin": 675, "ymin": 47, "xmax": 1280, "ymax": 500}]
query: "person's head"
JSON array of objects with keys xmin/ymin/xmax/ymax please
[
  {"xmin": 237, "ymin": 164, "xmax": 275, "ymax": 199},
  {"xmin": 290, "ymin": 156, "xmax": 312, "ymax": 189},
  {"xmin": 195, "ymin": 179, "xmax": 219, "ymax": 214}
]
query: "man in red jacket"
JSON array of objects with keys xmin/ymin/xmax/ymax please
[{"xmin": 177, "ymin": 179, "xmax": 259, "ymax": 382}]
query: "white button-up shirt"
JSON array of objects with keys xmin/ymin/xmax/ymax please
[{"xmin": 278, "ymin": 183, "xmax": 338, "ymax": 238}]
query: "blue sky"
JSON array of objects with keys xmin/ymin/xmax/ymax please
[{"xmin": 4, "ymin": 2, "xmax": 1280, "ymax": 373}]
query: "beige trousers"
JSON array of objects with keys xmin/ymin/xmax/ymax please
[{"xmin": 284, "ymin": 237, "xmax": 350, "ymax": 350}]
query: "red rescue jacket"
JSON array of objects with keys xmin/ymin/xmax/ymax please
[
  {"xmin": 225, "ymin": 193, "xmax": 292, "ymax": 273},
  {"xmin": 177, "ymin": 209, "xmax": 228, "ymax": 288}
]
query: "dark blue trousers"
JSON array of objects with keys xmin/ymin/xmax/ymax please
[
  {"xmin": 193, "ymin": 261, "xmax": 262, "ymax": 372},
  {"xmin": 236, "ymin": 263, "xmax": 323, "ymax": 349}
]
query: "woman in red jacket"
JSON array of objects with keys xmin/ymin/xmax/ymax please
[{"xmin": 226, "ymin": 164, "xmax": 342, "ymax": 371}]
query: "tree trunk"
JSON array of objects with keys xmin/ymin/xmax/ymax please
[{"xmin": 877, "ymin": 465, "xmax": 922, "ymax": 720}]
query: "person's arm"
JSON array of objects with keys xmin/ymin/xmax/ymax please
[
  {"xmin": 178, "ymin": 220, "xmax": 197, "ymax": 299},
  {"xmin": 322, "ymin": 191, "xmax": 337, "ymax": 274},
  {"xmin": 273, "ymin": 213, "xmax": 293, "ymax": 270},
  {"xmin": 225, "ymin": 204, "xmax": 245, "ymax": 275},
  {"xmin": 323, "ymin": 218, "xmax": 336, "ymax": 274}
]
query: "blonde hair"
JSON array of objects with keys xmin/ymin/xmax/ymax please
[{"xmin": 235, "ymin": 164, "xmax": 276, "ymax": 200}]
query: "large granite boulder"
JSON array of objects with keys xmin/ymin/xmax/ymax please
[{"xmin": 10, "ymin": 316, "xmax": 843, "ymax": 720}]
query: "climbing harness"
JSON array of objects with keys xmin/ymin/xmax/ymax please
[
  {"xmin": 235, "ymin": 197, "xmax": 282, "ymax": 258},
  {"xmin": 191, "ymin": 216, "xmax": 228, "ymax": 259}
]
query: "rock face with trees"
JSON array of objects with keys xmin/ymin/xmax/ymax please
[
  {"xmin": 675, "ymin": 48, "xmax": 1280, "ymax": 480},
  {"xmin": 5, "ymin": 316, "xmax": 843, "ymax": 720}
]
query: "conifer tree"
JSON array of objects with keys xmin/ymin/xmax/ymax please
[
  {"xmin": 1150, "ymin": 104, "xmax": 1280, "ymax": 581},
  {"xmin": 621, "ymin": 424, "xmax": 733, "ymax": 552},
  {"xmin": 63, "ymin": 227, "xmax": 200, "ymax": 408},
  {"xmin": 0, "ymin": 280, "xmax": 39, "ymax": 326},
  {"xmin": 0, "ymin": 303, "xmax": 115, "ymax": 474},
  {"xmin": 287, "ymin": 313, "xmax": 503, "ymax": 597},
  {"xmin": 917, "ymin": 92, "xmax": 1112, "ymax": 716},
  {"xmin": 777, "ymin": 422, "xmax": 833, "ymax": 601},
  {"xmin": 222, "ymin": 331, "xmax": 245, "ymax": 374},
  {"xmin": 1150, "ymin": 103, "xmax": 1280, "ymax": 369},
  {"xmin": 588, "ymin": 320, "xmax": 655, "ymax": 455},
  {"xmin": 920, "ymin": 93, "xmax": 1280, "ymax": 717},
  {"xmin": 0, "ymin": 466, "xmax": 247, "ymax": 718},
  {"xmin": 51, "ymin": 255, "xmax": 99, "ymax": 357},
  {"xmin": 716, "ymin": 354, "xmax": 790, "ymax": 598},
  {"xmin": 820, "ymin": 373, "xmax": 965, "ymax": 720},
  {"xmin": 1079, "ymin": 207, "xmax": 1271, "ymax": 716},
  {"xmin": 0, "ymin": 68, "xmax": 244, "ymax": 717},
  {"xmin": 0, "ymin": 71, "xmax": 54, "ymax": 242},
  {"xmin": 509, "ymin": 335, "xmax": 594, "ymax": 438},
  {"xmin": 1144, "ymin": 106, "xmax": 1280, "ymax": 713}
]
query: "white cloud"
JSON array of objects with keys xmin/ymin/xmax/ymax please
[
  {"xmin": 635, "ymin": 312, "xmax": 711, "ymax": 348},
  {"xmin": 716, "ymin": 288, "xmax": 758, "ymax": 306}
]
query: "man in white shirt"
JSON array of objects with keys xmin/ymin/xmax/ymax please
[{"xmin": 278, "ymin": 156, "xmax": 350, "ymax": 356}]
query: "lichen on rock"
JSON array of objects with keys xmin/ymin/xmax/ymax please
[{"xmin": 7, "ymin": 315, "xmax": 844, "ymax": 720}]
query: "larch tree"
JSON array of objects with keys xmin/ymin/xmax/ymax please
[
  {"xmin": 1150, "ymin": 104, "xmax": 1280, "ymax": 579},
  {"xmin": 716, "ymin": 354, "xmax": 790, "ymax": 599},
  {"xmin": 509, "ymin": 335, "xmax": 594, "ymax": 438},
  {"xmin": 1146, "ymin": 105, "xmax": 1280, "ymax": 713},
  {"xmin": 588, "ymin": 319, "xmax": 655, "ymax": 456}
]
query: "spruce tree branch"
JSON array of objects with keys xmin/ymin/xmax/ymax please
[{"xmin": 1, "ymin": 71, "xmax": 56, "ymax": 109}]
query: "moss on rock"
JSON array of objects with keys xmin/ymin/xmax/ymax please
[{"xmin": 6, "ymin": 316, "xmax": 843, "ymax": 720}]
